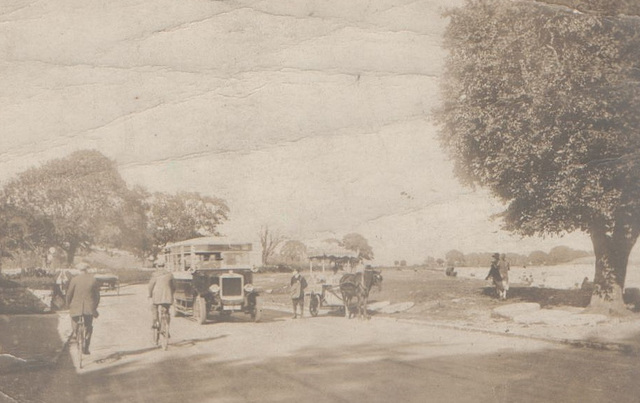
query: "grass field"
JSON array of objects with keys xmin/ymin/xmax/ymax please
[{"xmin": 254, "ymin": 264, "xmax": 640, "ymax": 324}]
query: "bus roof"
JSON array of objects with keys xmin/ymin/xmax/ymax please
[{"xmin": 165, "ymin": 237, "xmax": 253, "ymax": 251}]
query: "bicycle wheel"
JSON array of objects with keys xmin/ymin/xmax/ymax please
[
  {"xmin": 77, "ymin": 319, "xmax": 84, "ymax": 369},
  {"xmin": 160, "ymin": 307, "xmax": 170, "ymax": 351},
  {"xmin": 152, "ymin": 307, "xmax": 160, "ymax": 347},
  {"xmin": 153, "ymin": 324, "xmax": 159, "ymax": 347}
]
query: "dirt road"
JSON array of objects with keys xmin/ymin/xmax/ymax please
[{"xmin": 1, "ymin": 284, "xmax": 639, "ymax": 403}]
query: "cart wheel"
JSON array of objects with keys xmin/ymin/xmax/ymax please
[
  {"xmin": 194, "ymin": 296, "xmax": 207, "ymax": 325},
  {"xmin": 251, "ymin": 296, "xmax": 262, "ymax": 322},
  {"xmin": 309, "ymin": 294, "xmax": 319, "ymax": 317}
]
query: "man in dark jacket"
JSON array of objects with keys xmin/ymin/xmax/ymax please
[
  {"xmin": 148, "ymin": 268, "xmax": 176, "ymax": 329},
  {"xmin": 66, "ymin": 263, "xmax": 100, "ymax": 355},
  {"xmin": 485, "ymin": 253, "xmax": 504, "ymax": 299},
  {"xmin": 290, "ymin": 269, "xmax": 307, "ymax": 319}
]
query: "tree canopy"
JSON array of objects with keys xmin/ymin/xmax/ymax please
[
  {"xmin": 342, "ymin": 233, "xmax": 374, "ymax": 261},
  {"xmin": 445, "ymin": 249, "xmax": 466, "ymax": 266},
  {"xmin": 436, "ymin": 0, "xmax": 640, "ymax": 307},
  {"xmin": 0, "ymin": 150, "xmax": 230, "ymax": 266},
  {"xmin": 145, "ymin": 191, "xmax": 229, "ymax": 260},
  {"xmin": 280, "ymin": 240, "xmax": 307, "ymax": 263},
  {"xmin": 2, "ymin": 150, "xmax": 134, "ymax": 264}
]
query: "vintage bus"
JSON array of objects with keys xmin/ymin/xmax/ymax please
[{"xmin": 164, "ymin": 237, "xmax": 261, "ymax": 324}]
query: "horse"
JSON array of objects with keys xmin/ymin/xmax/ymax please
[{"xmin": 339, "ymin": 269, "xmax": 383, "ymax": 319}]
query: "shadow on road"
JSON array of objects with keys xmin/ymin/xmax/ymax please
[
  {"xmin": 0, "ymin": 314, "xmax": 81, "ymax": 402},
  {"xmin": 197, "ymin": 308, "xmax": 289, "ymax": 325},
  {"xmin": 4, "ymin": 313, "xmax": 640, "ymax": 403},
  {"xmin": 31, "ymin": 335, "xmax": 639, "ymax": 403},
  {"xmin": 95, "ymin": 346, "xmax": 164, "ymax": 365},
  {"xmin": 0, "ymin": 314, "xmax": 64, "ymax": 367},
  {"xmin": 169, "ymin": 335, "xmax": 227, "ymax": 348}
]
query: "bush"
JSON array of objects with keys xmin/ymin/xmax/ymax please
[{"xmin": 11, "ymin": 275, "xmax": 56, "ymax": 290}]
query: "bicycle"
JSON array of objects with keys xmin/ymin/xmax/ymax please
[{"xmin": 153, "ymin": 304, "xmax": 171, "ymax": 351}]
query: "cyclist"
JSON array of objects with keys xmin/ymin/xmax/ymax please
[
  {"xmin": 148, "ymin": 266, "xmax": 176, "ymax": 330},
  {"xmin": 66, "ymin": 263, "xmax": 100, "ymax": 355}
]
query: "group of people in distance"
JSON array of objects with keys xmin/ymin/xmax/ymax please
[{"xmin": 485, "ymin": 253, "xmax": 510, "ymax": 300}]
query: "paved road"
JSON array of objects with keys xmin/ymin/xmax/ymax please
[{"xmin": 1, "ymin": 284, "xmax": 639, "ymax": 403}]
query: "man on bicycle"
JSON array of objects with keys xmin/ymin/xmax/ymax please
[
  {"xmin": 66, "ymin": 263, "xmax": 100, "ymax": 355},
  {"xmin": 148, "ymin": 266, "xmax": 176, "ymax": 329}
]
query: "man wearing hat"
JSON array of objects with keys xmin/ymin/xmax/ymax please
[
  {"xmin": 290, "ymin": 269, "xmax": 308, "ymax": 319},
  {"xmin": 485, "ymin": 253, "xmax": 505, "ymax": 299},
  {"xmin": 66, "ymin": 262, "xmax": 100, "ymax": 355},
  {"xmin": 148, "ymin": 266, "xmax": 176, "ymax": 329}
]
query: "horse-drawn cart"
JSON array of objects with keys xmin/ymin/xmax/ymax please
[
  {"xmin": 308, "ymin": 282, "xmax": 344, "ymax": 316},
  {"xmin": 94, "ymin": 274, "xmax": 120, "ymax": 295},
  {"xmin": 305, "ymin": 243, "xmax": 360, "ymax": 317}
]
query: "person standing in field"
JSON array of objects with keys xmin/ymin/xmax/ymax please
[
  {"xmin": 485, "ymin": 253, "xmax": 503, "ymax": 300},
  {"xmin": 498, "ymin": 253, "xmax": 510, "ymax": 300},
  {"xmin": 290, "ymin": 269, "xmax": 307, "ymax": 319},
  {"xmin": 66, "ymin": 263, "xmax": 100, "ymax": 355}
]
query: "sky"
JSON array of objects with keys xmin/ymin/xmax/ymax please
[{"xmin": 0, "ymin": 0, "xmax": 618, "ymax": 265}]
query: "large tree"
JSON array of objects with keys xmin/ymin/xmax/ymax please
[
  {"xmin": 445, "ymin": 249, "xmax": 466, "ymax": 266},
  {"xmin": 258, "ymin": 225, "xmax": 285, "ymax": 266},
  {"xmin": 435, "ymin": 0, "xmax": 640, "ymax": 310},
  {"xmin": 280, "ymin": 240, "xmax": 307, "ymax": 264},
  {"xmin": 146, "ymin": 191, "xmax": 229, "ymax": 260},
  {"xmin": 342, "ymin": 233, "xmax": 374, "ymax": 261},
  {"xmin": 2, "ymin": 150, "xmax": 134, "ymax": 265}
]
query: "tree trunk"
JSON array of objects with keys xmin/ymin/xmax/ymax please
[
  {"xmin": 588, "ymin": 221, "xmax": 636, "ymax": 315},
  {"xmin": 65, "ymin": 242, "xmax": 78, "ymax": 266}
]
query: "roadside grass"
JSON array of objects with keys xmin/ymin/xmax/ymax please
[{"xmin": 253, "ymin": 267, "xmax": 625, "ymax": 322}]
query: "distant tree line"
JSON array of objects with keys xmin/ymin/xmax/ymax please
[
  {"xmin": 0, "ymin": 150, "xmax": 228, "ymax": 268},
  {"xmin": 259, "ymin": 227, "xmax": 374, "ymax": 267},
  {"xmin": 422, "ymin": 246, "xmax": 591, "ymax": 268}
]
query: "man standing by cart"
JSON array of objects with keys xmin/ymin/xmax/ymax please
[{"xmin": 290, "ymin": 269, "xmax": 307, "ymax": 319}]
